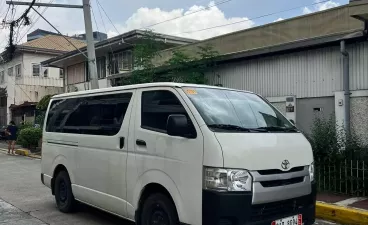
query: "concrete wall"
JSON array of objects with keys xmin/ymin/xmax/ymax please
[
  {"xmin": 335, "ymin": 90, "xmax": 368, "ymax": 145},
  {"xmin": 351, "ymin": 96, "xmax": 368, "ymax": 145},
  {"xmin": 296, "ymin": 97, "xmax": 335, "ymax": 134}
]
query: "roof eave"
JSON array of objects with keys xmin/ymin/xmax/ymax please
[{"xmin": 41, "ymin": 30, "xmax": 197, "ymax": 66}]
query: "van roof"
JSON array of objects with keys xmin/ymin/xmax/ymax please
[{"xmin": 53, "ymin": 82, "xmax": 253, "ymax": 99}]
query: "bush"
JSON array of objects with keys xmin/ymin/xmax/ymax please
[
  {"xmin": 17, "ymin": 127, "xmax": 42, "ymax": 148},
  {"xmin": 36, "ymin": 95, "xmax": 53, "ymax": 111},
  {"xmin": 308, "ymin": 114, "xmax": 368, "ymax": 163}
]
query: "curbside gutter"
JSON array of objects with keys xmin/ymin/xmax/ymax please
[{"xmin": 316, "ymin": 201, "xmax": 368, "ymax": 225}]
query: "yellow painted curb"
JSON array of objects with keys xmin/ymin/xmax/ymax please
[
  {"xmin": 316, "ymin": 202, "xmax": 368, "ymax": 225},
  {"xmin": 15, "ymin": 149, "xmax": 29, "ymax": 156}
]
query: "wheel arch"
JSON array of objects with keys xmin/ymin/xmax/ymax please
[{"xmin": 133, "ymin": 170, "xmax": 187, "ymax": 223}]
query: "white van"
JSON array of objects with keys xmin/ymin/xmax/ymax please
[{"xmin": 41, "ymin": 82, "xmax": 316, "ymax": 225}]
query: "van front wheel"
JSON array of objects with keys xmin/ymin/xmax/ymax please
[
  {"xmin": 54, "ymin": 171, "xmax": 76, "ymax": 213},
  {"xmin": 140, "ymin": 193, "xmax": 179, "ymax": 225}
]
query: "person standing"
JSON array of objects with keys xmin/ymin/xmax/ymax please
[{"xmin": 6, "ymin": 121, "xmax": 18, "ymax": 155}]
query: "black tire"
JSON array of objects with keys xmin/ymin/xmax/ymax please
[
  {"xmin": 140, "ymin": 193, "xmax": 179, "ymax": 225},
  {"xmin": 54, "ymin": 170, "xmax": 76, "ymax": 213}
]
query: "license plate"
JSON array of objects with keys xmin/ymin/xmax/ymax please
[{"xmin": 272, "ymin": 214, "xmax": 302, "ymax": 225}]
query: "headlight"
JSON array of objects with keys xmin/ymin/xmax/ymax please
[
  {"xmin": 203, "ymin": 167, "xmax": 252, "ymax": 192},
  {"xmin": 309, "ymin": 162, "xmax": 315, "ymax": 182}
]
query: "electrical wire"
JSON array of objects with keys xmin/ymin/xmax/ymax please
[
  {"xmin": 170, "ymin": 0, "xmax": 330, "ymax": 36},
  {"xmin": 16, "ymin": 0, "xmax": 54, "ymax": 44},
  {"xmin": 142, "ymin": 0, "xmax": 233, "ymax": 30},
  {"xmin": 95, "ymin": 0, "xmax": 119, "ymax": 34},
  {"xmin": 94, "ymin": 1, "xmax": 114, "ymax": 53}
]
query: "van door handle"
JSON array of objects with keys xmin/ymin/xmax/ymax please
[
  {"xmin": 136, "ymin": 139, "xmax": 146, "ymax": 146},
  {"xmin": 120, "ymin": 137, "xmax": 125, "ymax": 149}
]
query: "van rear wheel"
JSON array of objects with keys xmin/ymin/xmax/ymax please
[
  {"xmin": 140, "ymin": 193, "xmax": 179, "ymax": 225},
  {"xmin": 54, "ymin": 170, "xmax": 76, "ymax": 213}
]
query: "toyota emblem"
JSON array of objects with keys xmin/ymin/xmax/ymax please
[{"xmin": 281, "ymin": 160, "xmax": 290, "ymax": 170}]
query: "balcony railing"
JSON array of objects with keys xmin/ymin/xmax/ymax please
[{"xmin": 15, "ymin": 76, "xmax": 63, "ymax": 87}]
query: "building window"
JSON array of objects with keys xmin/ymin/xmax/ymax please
[
  {"xmin": 15, "ymin": 64, "xmax": 21, "ymax": 77},
  {"xmin": 8, "ymin": 67, "xmax": 13, "ymax": 77},
  {"xmin": 0, "ymin": 71, "xmax": 4, "ymax": 84},
  {"xmin": 97, "ymin": 57, "xmax": 106, "ymax": 79},
  {"xmin": 32, "ymin": 64, "xmax": 40, "ymax": 76},
  {"xmin": 59, "ymin": 69, "xmax": 64, "ymax": 79},
  {"xmin": 109, "ymin": 51, "xmax": 133, "ymax": 74}
]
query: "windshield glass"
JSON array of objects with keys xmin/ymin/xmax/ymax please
[{"xmin": 183, "ymin": 87, "xmax": 295, "ymax": 132}]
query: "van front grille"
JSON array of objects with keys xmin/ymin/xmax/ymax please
[
  {"xmin": 260, "ymin": 177, "xmax": 304, "ymax": 187},
  {"xmin": 257, "ymin": 166, "xmax": 305, "ymax": 175}
]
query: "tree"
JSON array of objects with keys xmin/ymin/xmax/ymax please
[
  {"xmin": 121, "ymin": 30, "xmax": 164, "ymax": 85},
  {"xmin": 123, "ymin": 30, "xmax": 219, "ymax": 85}
]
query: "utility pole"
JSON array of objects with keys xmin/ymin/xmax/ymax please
[
  {"xmin": 5, "ymin": 1, "xmax": 99, "ymax": 89},
  {"xmin": 82, "ymin": 0, "xmax": 98, "ymax": 89}
]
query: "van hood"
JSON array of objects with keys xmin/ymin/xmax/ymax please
[{"xmin": 214, "ymin": 132, "xmax": 313, "ymax": 171}]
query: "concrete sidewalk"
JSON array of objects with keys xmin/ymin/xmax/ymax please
[{"xmin": 317, "ymin": 193, "xmax": 368, "ymax": 224}]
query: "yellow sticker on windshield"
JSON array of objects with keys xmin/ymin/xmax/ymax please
[{"xmin": 185, "ymin": 89, "xmax": 197, "ymax": 95}]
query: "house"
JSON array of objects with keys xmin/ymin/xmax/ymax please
[
  {"xmin": 110, "ymin": 1, "xmax": 368, "ymax": 141},
  {"xmin": 41, "ymin": 30, "xmax": 197, "ymax": 93},
  {"xmin": 0, "ymin": 34, "xmax": 87, "ymax": 125}
]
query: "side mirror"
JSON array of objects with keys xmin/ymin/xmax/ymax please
[
  {"xmin": 167, "ymin": 114, "xmax": 195, "ymax": 138},
  {"xmin": 289, "ymin": 119, "xmax": 295, "ymax": 125}
]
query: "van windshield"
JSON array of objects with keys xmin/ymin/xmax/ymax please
[{"xmin": 183, "ymin": 87, "xmax": 296, "ymax": 133}]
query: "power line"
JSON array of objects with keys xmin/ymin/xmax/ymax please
[
  {"xmin": 95, "ymin": 0, "xmax": 119, "ymax": 34},
  {"xmin": 94, "ymin": 0, "xmax": 114, "ymax": 54},
  {"xmin": 30, "ymin": 6, "xmax": 89, "ymax": 60},
  {"xmin": 171, "ymin": 0, "xmax": 330, "ymax": 36},
  {"xmin": 142, "ymin": 0, "xmax": 233, "ymax": 29},
  {"xmin": 16, "ymin": 0, "xmax": 54, "ymax": 45}
]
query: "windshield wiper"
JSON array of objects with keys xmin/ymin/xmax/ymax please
[
  {"xmin": 256, "ymin": 126, "xmax": 299, "ymax": 132},
  {"xmin": 208, "ymin": 124, "xmax": 268, "ymax": 132}
]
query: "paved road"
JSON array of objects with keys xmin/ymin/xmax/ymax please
[{"xmin": 0, "ymin": 150, "xmax": 337, "ymax": 225}]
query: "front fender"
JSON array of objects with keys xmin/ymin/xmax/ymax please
[{"xmin": 133, "ymin": 169, "xmax": 187, "ymax": 222}]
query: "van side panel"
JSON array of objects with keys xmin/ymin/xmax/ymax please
[{"xmin": 126, "ymin": 87, "xmax": 204, "ymax": 225}]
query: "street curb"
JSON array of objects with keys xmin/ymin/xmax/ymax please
[
  {"xmin": 15, "ymin": 149, "xmax": 29, "ymax": 156},
  {"xmin": 0, "ymin": 148, "xmax": 41, "ymax": 159},
  {"xmin": 316, "ymin": 201, "xmax": 368, "ymax": 225}
]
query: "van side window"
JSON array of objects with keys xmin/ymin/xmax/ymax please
[
  {"xmin": 46, "ymin": 93, "xmax": 132, "ymax": 135},
  {"xmin": 141, "ymin": 90, "xmax": 188, "ymax": 133}
]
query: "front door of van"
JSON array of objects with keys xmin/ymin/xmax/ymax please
[
  {"xmin": 126, "ymin": 87, "xmax": 204, "ymax": 224},
  {"xmin": 71, "ymin": 90, "xmax": 135, "ymax": 218}
]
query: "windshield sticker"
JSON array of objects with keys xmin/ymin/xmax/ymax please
[{"xmin": 185, "ymin": 89, "xmax": 197, "ymax": 95}]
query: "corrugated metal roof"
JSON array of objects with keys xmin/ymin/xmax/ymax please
[{"xmin": 21, "ymin": 35, "xmax": 86, "ymax": 52}]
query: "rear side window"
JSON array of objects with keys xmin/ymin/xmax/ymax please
[
  {"xmin": 141, "ymin": 90, "xmax": 188, "ymax": 133},
  {"xmin": 46, "ymin": 93, "xmax": 132, "ymax": 135}
]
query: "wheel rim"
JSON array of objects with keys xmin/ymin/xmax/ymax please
[
  {"xmin": 149, "ymin": 203, "xmax": 169, "ymax": 225},
  {"xmin": 59, "ymin": 180, "xmax": 67, "ymax": 203}
]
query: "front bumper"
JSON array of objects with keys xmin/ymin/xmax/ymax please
[{"xmin": 202, "ymin": 183, "xmax": 316, "ymax": 225}]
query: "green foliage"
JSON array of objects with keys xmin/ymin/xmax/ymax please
[
  {"xmin": 308, "ymin": 114, "xmax": 367, "ymax": 163},
  {"xmin": 17, "ymin": 121, "xmax": 33, "ymax": 136},
  {"xmin": 17, "ymin": 127, "xmax": 42, "ymax": 148},
  {"xmin": 124, "ymin": 30, "xmax": 218, "ymax": 85},
  {"xmin": 36, "ymin": 95, "xmax": 53, "ymax": 111},
  {"xmin": 35, "ymin": 111, "xmax": 46, "ymax": 128}
]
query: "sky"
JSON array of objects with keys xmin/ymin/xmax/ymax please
[{"xmin": 0, "ymin": 0, "xmax": 348, "ymax": 52}]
